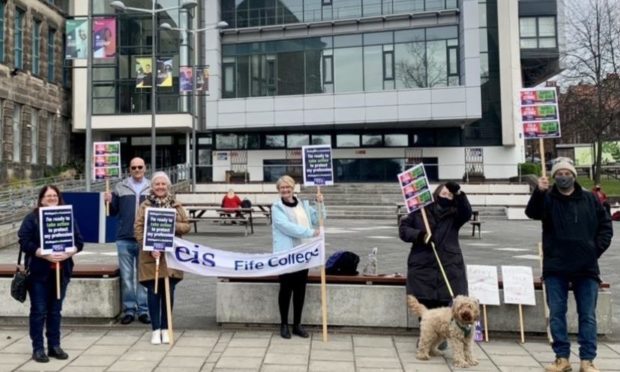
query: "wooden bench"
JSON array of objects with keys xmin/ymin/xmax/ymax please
[
  {"xmin": 0, "ymin": 263, "xmax": 119, "ymax": 278},
  {"xmin": 185, "ymin": 206, "xmax": 253, "ymax": 236},
  {"xmin": 470, "ymin": 210, "xmax": 483, "ymax": 238}
]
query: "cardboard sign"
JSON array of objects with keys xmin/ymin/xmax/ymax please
[
  {"xmin": 398, "ymin": 164, "xmax": 434, "ymax": 213},
  {"xmin": 93, "ymin": 141, "xmax": 122, "ymax": 181},
  {"xmin": 39, "ymin": 206, "xmax": 76, "ymax": 255},
  {"xmin": 501, "ymin": 266, "xmax": 536, "ymax": 306},
  {"xmin": 467, "ymin": 265, "xmax": 500, "ymax": 306},
  {"xmin": 143, "ymin": 208, "xmax": 176, "ymax": 252},
  {"xmin": 302, "ymin": 145, "xmax": 334, "ymax": 186},
  {"xmin": 520, "ymin": 88, "xmax": 561, "ymax": 139}
]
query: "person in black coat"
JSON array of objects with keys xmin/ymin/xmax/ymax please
[
  {"xmin": 525, "ymin": 158, "xmax": 612, "ymax": 372},
  {"xmin": 399, "ymin": 181, "xmax": 472, "ymax": 312},
  {"xmin": 17, "ymin": 185, "xmax": 84, "ymax": 363}
]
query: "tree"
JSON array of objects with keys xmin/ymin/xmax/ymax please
[{"xmin": 561, "ymin": 0, "xmax": 620, "ymax": 183}]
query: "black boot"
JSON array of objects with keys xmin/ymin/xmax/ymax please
[
  {"xmin": 292, "ymin": 324, "xmax": 309, "ymax": 338},
  {"xmin": 48, "ymin": 346, "xmax": 69, "ymax": 360},
  {"xmin": 280, "ymin": 324, "xmax": 291, "ymax": 339},
  {"xmin": 32, "ymin": 349, "xmax": 49, "ymax": 363}
]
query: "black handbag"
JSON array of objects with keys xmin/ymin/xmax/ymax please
[{"xmin": 10, "ymin": 249, "xmax": 29, "ymax": 303}]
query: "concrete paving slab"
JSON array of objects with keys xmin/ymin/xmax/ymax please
[
  {"xmin": 354, "ymin": 346, "xmax": 399, "ymax": 358},
  {"xmin": 260, "ymin": 365, "xmax": 308, "ymax": 372},
  {"xmin": 263, "ymin": 352, "xmax": 308, "ymax": 365},
  {"xmin": 16, "ymin": 357, "xmax": 73, "ymax": 371},
  {"xmin": 119, "ymin": 349, "xmax": 167, "ymax": 361},
  {"xmin": 266, "ymin": 344, "xmax": 309, "ymax": 354},
  {"xmin": 227, "ymin": 337, "xmax": 270, "ymax": 348},
  {"xmin": 167, "ymin": 345, "xmax": 211, "ymax": 357},
  {"xmin": 81, "ymin": 344, "xmax": 130, "ymax": 355},
  {"xmin": 451, "ymin": 359, "xmax": 498, "ymax": 371},
  {"xmin": 106, "ymin": 360, "xmax": 160, "ymax": 371},
  {"xmin": 0, "ymin": 353, "xmax": 31, "ymax": 364},
  {"xmin": 490, "ymin": 354, "xmax": 542, "ymax": 367},
  {"xmin": 478, "ymin": 341, "xmax": 531, "ymax": 355},
  {"xmin": 358, "ymin": 368, "xmax": 404, "ymax": 372},
  {"xmin": 353, "ymin": 335, "xmax": 395, "ymax": 348},
  {"xmin": 311, "ymin": 339, "xmax": 353, "ymax": 350},
  {"xmin": 60, "ymin": 367, "xmax": 107, "ymax": 372},
  {"xmin": 200, "ymin": 363, "xmax": 215, "ymax": 372},
  {"xmin": 214, "ymin": 356, "xmax": 263, "ymax": 369},
  {"xmin": 159, "ymin": 356, "xmax": 207, "ymax": 368},
  {"xmin": 172, "ymin": 336, "xmax": 218, "ymax": 348},
  {"xmin": 69, "ymin": 354, "xmax": 118, "ymax": 366},
  {"xmin": 309, "ymin": 349, "xmax": 354, "ymax": 361},
  {"xmin": 356, "ymin": 356, "xmax": 403, "ymax": 369},
  {"xmin": 220, "ymin": 346, "xmax": 266, "ymax": 358},
  {"xmin": 308, "ymin": 360, "xmax": 355, "ymax": 372},
  {"xmin": 402, "ymin": 362, "xmax": 452, "ymax": 372},
  {"xmin": 153, "ymin": 367, "xmax": 201, "ymax": 372}
]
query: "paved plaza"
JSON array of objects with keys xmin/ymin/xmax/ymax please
[{"xmin": 1, "ymin": 217, "xmax": 619, "ymax": 371}]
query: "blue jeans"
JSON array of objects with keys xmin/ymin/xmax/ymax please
[
  {"xmin": 142, "ymin": 279, "xmax": 178, "ymax": 331},
  {"xmin": 116, "ymin": 239, "xmax": 148, "ymax": 316},
  {"xmin": 545, "ymin": 275, "xmax": 599, "ymax": 360},
  {"xmin": 28, "ymin": 278, "xmax": 67, "ymax": 351}
]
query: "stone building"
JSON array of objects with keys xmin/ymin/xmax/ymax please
[{"xmin": 0, "ymin": 0, "xmax": 71, "ymax": 182}]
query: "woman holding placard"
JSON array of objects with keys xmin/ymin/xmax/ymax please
[
  {"xmin": 399, "ymin": 181, "xmax": 472, "ymax": 347},
  {"xmin": 17, "ymin": 185, "xmax": 84, "ymax": 363},
  {"xmin": 272, "ymin": 175, "xmax": 325, "ymax": 339},
  {"xmin": 135, "ymin": 172, "xmax": 191, "ymax": 345}
]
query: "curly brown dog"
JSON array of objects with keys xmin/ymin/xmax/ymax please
[{"xmin": 407, "ymin": 295, "xmax": 480, "ymax": 368}]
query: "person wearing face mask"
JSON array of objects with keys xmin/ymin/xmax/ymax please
[
  {"xmin": 525, "ymin": 157, "xmax": 612, "ymax": 372},
  {"xmin": 399, "ymin": 181, "xmax": 472, "ymax": 349}
]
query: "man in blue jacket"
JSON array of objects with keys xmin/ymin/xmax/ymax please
[
  {"xmin": 526, "ymin": 158, "xmax": 612, "ymax": 372},
  {"xmin": 104, "ymin": 157, "xmax": 151, "ymax": 325}
]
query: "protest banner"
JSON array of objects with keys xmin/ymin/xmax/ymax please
[
  {"xmin": 93, "ymin": 141, "xmax": 121, "ymax": 216},
  {"xmin": 501, "ymin": 265, "xmax": 536, "ymax": 343},
  {"xmin": 302, "ymin": 145, "xmax": 334, "ymax": 187},
  {"xmin": 39, "ymin": 205, "xmax": 75, "ymax": 299},
  {"xmin": 467, "ymin": 265, "xmax": 500, "ymax": 342}
]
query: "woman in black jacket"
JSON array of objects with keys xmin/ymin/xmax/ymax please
[
  {"xmin": 17, "ymin": 185, "xmax": 84, "ymax": 363},
  {"xmin": 399, "ymin": 182, "xmax": 472, "ymax": 316}
]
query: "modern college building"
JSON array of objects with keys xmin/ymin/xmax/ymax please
[{"xmin": 70, "ymin": 0, "xmax": 563, "ymax": 183}]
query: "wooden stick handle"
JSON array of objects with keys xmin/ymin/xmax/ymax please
[
  {"xmin": 420, "ymin": 207, "xmax": 432, "ymax": 243},
  {"xmin": 317, "ymin": 185, "xmax": 328, "ymax": 342},
  {"xmin": 105, "ymin": 179, "xmax": 110, "ymax": 217},
  {"xmin": 483, "ymin": 304, "xmax": 489, "ymax": 342},
  {"xmin": 539, "ymin": 138, "xmax": 547, "ymax": 178},
  {"xmin": 154, "ymin": 257, "xmax": 160, "ymax": 294},
  {"xmin": 519, "ymin": 305, "xmax": 525, "ymax": 344},
  {"xmin": 56, "ymin": 262, "xmax": 61, "ymax": 300},
  {"xmin": 164, "ymin": 275, "xmax": 174, "ymax": 345}
]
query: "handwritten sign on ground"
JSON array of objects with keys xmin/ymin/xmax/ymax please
[
  {"xmin": 397, "ymin": 164, "xmax": 433, "ymax": 213},
  {"xmin": 143, "ymin": 208, "xmax": 176, "ymax": 252},
  {"xmin": 520, "ymin": 88, "xmax": 561, "ymax": 139},
  {"xmin": 501, "ymin": 265, "xmax": 536, "ymax": 306},
  {"xmin": 39, "ymin": 206, "xmax": 76, "ymax": 255},
  {"xmin": 467, "ymin": 265, "xmax": 500, "ymax": 306},
  {"xmin": 302, "ymin": 145, "xmax": 334, "ymax": 186},
  {"xmin": 93, "ymin": 141, "xmax": 122, "ymax": 181}
]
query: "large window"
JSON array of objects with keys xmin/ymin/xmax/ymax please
[
  {"xmin": 0, "ymin": 101, "xmax": 3, "ymax": 161},
  {"xmin": 33, "ymin": 21, "xmax": 41, "ymax": 75},
  {"xmin": 14, "ymin": 8, "xmax": 25, "ymax": 69},
  {"xmin": 13, "ymin": 104, "xmax": 22, "ymax": 162},
  {"xmin": 48, "ymin": 29, "xmax": 55, "ymax": 81},
  {"xmin": 0, "ymin": 3, "xmax": 4, "ymax": 61},
  {"xmin": 46, "ymin": 116, "xmax": 53, "ymax": 166},
  {"xmin": 519, "ymin": 16, "xmax": 557, "ymax": 49},
  {"xmin": 31, "ymin": 111, "xmax": 38, "ymax": 164},
  {"xmin": 222, "ymin": 26, "xmax": 459, "ymax": 98},
  {"xmin": 222, "ymin": 0, "xmax": 458, "ymax": 28}
]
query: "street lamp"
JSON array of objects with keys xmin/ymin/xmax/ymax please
[
  {"xmin": 159, "ymin": 21, "xmax": 228, "ymax": 191},
  {"xmin": 110, "ymin": 0, "xmax": 198, "ymax": 172}
]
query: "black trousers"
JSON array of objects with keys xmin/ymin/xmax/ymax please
[{"xmin": 278, "ymin": 269, "xmax": 309, "ymax": 325}]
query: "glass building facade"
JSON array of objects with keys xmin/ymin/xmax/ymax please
[{"xmin": 90, "ymin": 0, "xmax": 195, "ymax": 115}]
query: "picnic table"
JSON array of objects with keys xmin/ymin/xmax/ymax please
[{"xmin": 184, "ymin": 204, "xmax": 255, "ymax": 235}]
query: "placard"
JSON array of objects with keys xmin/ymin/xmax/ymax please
[
  {"xmin": 501, "ymin": 266, "xmax": 536, "ymax": 306},
  {"xmin": 93, "ymin": 141, "xmax": 121, "ymax": 181},
  {"xmin": 143, "ymin": 208, "xmax": 176, "ymax": 252},
  {"xmin": 520, "ymin": 88, "xmax": 561, "ymax": 139},
  {"xmin": 467, "ymin": 265, "xmax": 500, "ymax": 306},
  {"xmin": 302, "ymin": 145, "xmax": 334, "ymax": 186},
  {"xmin": 39, "ymin": 206, "xmax": 76, "ymax": 255},
  {"xmin": 398, "ymin": 164, "xmax": 434, "ymax": 213}
]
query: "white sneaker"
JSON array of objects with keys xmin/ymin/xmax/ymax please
[
  {"xmin": 161, "ymin": 329, "xmax": 170, "ymax": 344},
  {"xmin": 151, "ymin": 329, "xmax": 161, "ymax": 345}
]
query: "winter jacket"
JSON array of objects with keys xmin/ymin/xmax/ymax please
[
  {"xmin": 109, "ymin": 177, "xmax": 150, "ymax": 241},
  {"xmin": 18, "ymin": 210, "xmax": 84, "ymax": 283},
  {"xmin": 134, "ymin": 199, "xmax": 191, "ymax": 283},
  {"xmin": 272, "ymin": 198, "xmax": 326, "ymax": 253},
  {"xmin": 399, "ymin": 193, "xmax": 472, "ymax": 302},
  {"xmin": 525, "ymin": 183, "xmax": 612, "ymax": 280}
]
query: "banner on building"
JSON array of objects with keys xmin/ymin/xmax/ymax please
[
  {"xmin": 166, "ymin": 236, "xmax": 325, "ymax": 277},
  {"xmin": 143, "ymin": 208, "xmax": 176, "ymax": 252},
  {"xmin": 520, "ymin": 88, "xmax": 561, "ymax": 139},
  {"xmin": 136, "ymin": 58, "xmax": 173, "ymax": 88},
  {"xmin": 398, "ymin": 164, "xmax": 434, "ymax": 213},
  {"xmin": 93, "ymin": 141, "xmax": 121, "ymax": 181},
  {"xmin": 93, "ymin": 17, "xmax": 116, "ymax": 59},
  {"xmin": 65, "ymin": 18, "xmax": 88, "ymax": 60},
  {"xmin": 180, "ymin": 66, "xmax": 210, "ymax": 93},
  {"xmin": 39, "ymin": 206, "xmax": 76, "ymax": 255},
  {"xmin": 302, "ymin": 145, "xmax": 334, "ymax": 186}
]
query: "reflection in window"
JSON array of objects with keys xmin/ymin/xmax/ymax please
[
  {"xmin": 13, "ymin": 104, "xmax": 22, "ymax": 162},
  {"xmin": 287, "ymin": 134, "xmax": 310, "ymax": 148},
  {"xmin": 519, "ymin": 16, "xmax": 557, "ymax": 49},
  {"xmin": 216, "ymin": 134, "xmax": 238, "ymax": 149},
  {"xmin": 385, "ymin": 134, "xmax": 408, "ymax": 147},
  {"xmin": 240, "ymin": 134, "xmax": 260, "ymax": 149},
  {"xmin": 265, "ymin": 134, "xmax": 285, "ymax": 148},
  {"xmin": 311, "ymin": 134, "xmax": 332, "ymax": 145},
  {"xmin": 334, "ymin": 47, "xmax": 363, "ymax": 92},
  {"xmin": 14, "ymin": 8, "xmax": 24, "ymax": 69},
  {"xmin": 395, "ymin": 41, "xmax": 426, "ymax": 88},
  {"xmin": 362, "ymin": 134, "xmax": 382, "ymax": 146},
  {"xmin": 337, "ymin": 134, "xmax": 360, "ymax": 148}
]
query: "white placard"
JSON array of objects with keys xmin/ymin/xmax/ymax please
[
  {"xmin": 467, "ymin": 265, "xmax": 500, "ymax": 306},
  {"xmin": 501, "ymin": 266, "xmax": 536, "ymax": 306}
]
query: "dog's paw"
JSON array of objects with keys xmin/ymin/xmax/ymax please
[
  {"xmin": 430, "ymin": 349, "xmax": 443, "ymax": 357},
  {"xmin": 416, "ymin": 352, "xmax": 431, "ymax": 361},
  {"xmin": 453, "ymin": 360, "xmax": 470, "ymax": 368},
  {"xmin": 467, "ymin": 358, "xmax": 479, "ymax": 366}
]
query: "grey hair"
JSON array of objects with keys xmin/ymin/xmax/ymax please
[{"xmin": 151, "ymin": 171, "xmax": 171, "ymax": 187}]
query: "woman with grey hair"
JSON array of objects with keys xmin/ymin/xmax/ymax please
[{"xmin": 134, "ymin": 171, "xmax": 191, "ymax": 344}]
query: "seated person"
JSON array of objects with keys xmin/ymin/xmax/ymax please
[{"xmin": 220, "ymin": 189, "xmax": 243, "ymax": 220}]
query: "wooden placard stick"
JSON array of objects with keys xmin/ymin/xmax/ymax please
[
  {"xmin": 519, "ymin": 304, "xmax": 525, "ymax": 344},
  {"xmin": 317, "ymin": 185, "xmax": 328, "ymax": 343},
  {"xmin": 154, "ymin": 257, "xmax": 160, "ymax": 294},
  {"xmin": 56, "ymin": 262, "xmax": 61, "ymax": 300},
  {"xmin": 164, "ymin": 275, "xmax": 175, "ymax": 345},
  {"xmin": 539, "ymin": 138, "xmax": 547, "ymax": 178},
  {"xmin": 421, "ymin": 208, "xmax": 454, "ymax": 298},
  {"xmin": 105, "ymin": 179, "xmax": 110, "ymax": 216},
  {"xmin": 483, "ymin": 304, "xmax": 489, "ymax": 342}
]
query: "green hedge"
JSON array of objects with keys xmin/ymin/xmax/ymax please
[{"xmin": 519, "ymin": 162, "xmax": 541, "ymax": 176}]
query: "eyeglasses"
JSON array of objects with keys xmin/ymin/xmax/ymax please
[{"xmin": 131, "ymin": 166, "xmax": 144, "ymax": 170}]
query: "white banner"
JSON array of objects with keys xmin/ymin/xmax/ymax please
[{"xmin": 167, "ymin": 236, "xmax": 325, "ymax": 277}]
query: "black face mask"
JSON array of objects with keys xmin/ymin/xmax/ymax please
[
  {"xmin": 437, "ymin": 197, "xmax": 452, "ymax": 208},
  {"xmin": 555, "ymin": 175, "xmax": 575, "ymax": 190}
]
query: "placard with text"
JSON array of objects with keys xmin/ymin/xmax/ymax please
[
  {"xmin": 501, "ymin": 265, "xmax": 536, "ymax": 306},
  {"xmin": 398, "ymin": 164, "xmax": 434, "ymax": 213},
  {"xmin": 93, "ymin": 141, "xmax": 121, "ymax": 181},
  {"xmin": 39, "ymin": 206, "xmax": 76, "ymax": 255},
  {"xmin": 302, "ymin": 145, "xmax": 334, "ymax": 186},
  {"xmin": 143, "ymin": 208, "xmax": 177, "ymax": 252},
  {"xmin": 467, "ymin": 265, "xmax": 500, "ymax": 306},
  {"xmin": 520, "ymin": 88, "xmax": 561, "ymax": 139}
]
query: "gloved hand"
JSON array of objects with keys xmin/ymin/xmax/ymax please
[
  {"xmin": 445, "ymin": 181, "xmax": 460, "ymax": 195},
  {"xmin": 416, "ymin": 231, "xmax": 432, "ymax": 246}
]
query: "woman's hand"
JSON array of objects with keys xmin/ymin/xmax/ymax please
[
  {"xmin": 36, "ymin": 248, "xmax": 73, "ymax": 263},
  {"xmin": 151, "ymin": 251, "xmax": 161, "ymax": 260},
  {"xmin": 316, "ymin": 194, "xmax": 324, "ymax": 203}
]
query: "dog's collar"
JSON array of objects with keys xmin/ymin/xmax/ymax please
[{"xmin": 452, "ymin": 319, "xmax": 472, "ymax": 337}]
